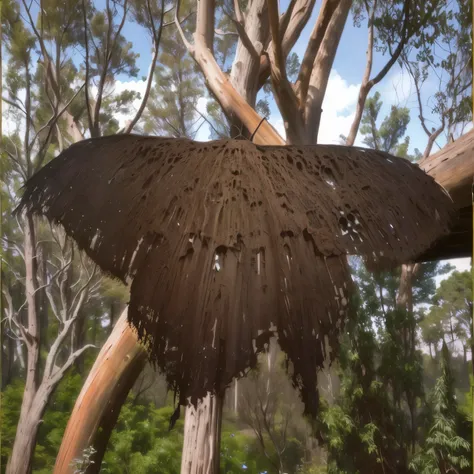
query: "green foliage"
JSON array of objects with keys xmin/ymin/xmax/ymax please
[
  {"xmin": 220, "ymin": 428, "xmax": 273, "ymax": 473},
  {"xmin": 318, "ymin": 95, "xmax": 464, "ymax": 473},
  {"xmin": 0, "ymin": 380, "xmax": 24, "ymax": 469},
  {"xmin": 319, "ymin": 295, "xmax": 413, "ymax": 474},
  {"xmin": 143, "ymin": 30, "xmax": 205, "ymax": 138},
  {"xmin": 360, "ymin": 92, "xmax": 411, "ymax": 156},
  {"xmin": 410, "ymin": 344, "xmax": 471, "ymax": 474},
  {"xmin": 420, "ymin": 270, "xmax": 472, "ymax": 374},
  {"xmin": 1, "ymin": 372, "xmax": 83, "ymax": 473},
  {"xmin": 101, "ymin": 398, "xmax": 274, "ymax": 474}
]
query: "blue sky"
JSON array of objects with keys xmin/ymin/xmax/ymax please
[
  {"xmin": 77, "ymin": 2, "xmax": 474, "ymax": 277},
  {"xmin": 4, "ymin": 1, "xmax": 472, "ymax": 277},
  {"xmin": 112, "ymin": 0, "xmax": 459, "ymax": 155}
]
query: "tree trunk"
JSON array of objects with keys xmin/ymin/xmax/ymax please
[
  {"xmin": 6, "ymin": 383, "xmax": 53, "ymax": 474},
  {"xmin": 181, "ymin": 393, "xmax": 224, "ymax": 474},
  {"xmin": 7, "ymin": 216, "xmax": 41, "ymax": 474},
  {"xmin": 53, "ymin": 309, "xmax": 147, "ymax": 474},
  {"xmin": 73, "ymin": 307, "xmax": 87, "ymax": 375},
  {"xmin": 234, "ymin": 379, "xmax": 239, "ymax": 415},
  {"xmin": 396, "ymin": 262, "xmax": 420, "ymax": 455},
  {"xmin": 304, "ymin": 0, "xmax": 351, "ymax": 143}
]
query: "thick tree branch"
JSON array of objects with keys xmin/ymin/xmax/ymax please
[
  {"xmin": 50, "ymin": 344, "xmax": 97, "ymax": 386},
  {"xmin": 222, "ymin": 9, "xmax": 260, "ymax": 59},
  {"xmin": 177, "ymin": 0, "xmax": 284, "ymax": 143},
  {"xmin": 294, "ymin": 0, "xmax": 339, "ymax": 109},
  {"xmin": 175, "ymin": 0, "xmax": 195, "ymax": 53},
  {"xmin": 266, "ymin": 0, "xmax": 306, "ymax": 144},
  {"xmin": 304, "ymin": 0, "xmax": 351, "ymax": 144},
  {"xmin": 258, "ymin": 0, "xmax": 316, "ymax": 90},
  {"xmin": 195, "ymin": 0, "xmax": 215, "ymax": 50}
]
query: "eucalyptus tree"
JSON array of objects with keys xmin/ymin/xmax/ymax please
[
  {"xmin": 1, "ymin": 0, "xmax": 164, "ymax": 471},
  {"xmin": 39, "ymin": 0, "xmax": 467, "ymax": 472}
]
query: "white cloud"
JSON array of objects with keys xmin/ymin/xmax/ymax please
[
  {"xmin": 381, "ymin": 67, "xmax": 415, "ymax": 107},
  {"xmin": 435, "ymin": 257, "xmax": 472, "ymax": 288},
  {"xmin": 93, "ymin": 78, "xmax": 149, "ymax": 130},
  {"xmin": 268, "ymin": 116, "xmax": 286, "ymax": 141},
  {"xmin": 318, "ymin": 71, "xmax": 361, "ymax": 145}
]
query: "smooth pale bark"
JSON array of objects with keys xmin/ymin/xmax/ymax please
[
  {"xmin": 294, "ymin": 0, "xmax": 339, "ymax": 108},
  {"xmin": 181, "ymin": 393, "xmax": 224, "ymax": 474},
  {"xmin": 194, "ymin": 44, "xmax": 284, "ymax": 145},
  {"xmin": 257, "ymin": 0, "xmax": 317, "ymax": 89},
  {"xmin": 53, "ymin": 309, "xmax": 147, "ymax": 474},
  {"xmin": 7, "ymin": 383, "xmax": 56, "ymax": 474},
  {"xmin": 267, "ymin": 0, "xmax": 307, "ymax": 144},
  {"xmin": 6, "ymin": 217, "xmax": 40, "ymax": 474},
  {"xmin": 229, "ymin": 0, "xmax": 268, "ymax": 114},
  {"xmin": 304, "ymin": 0, "xmax": 351, "ymax": 144}
]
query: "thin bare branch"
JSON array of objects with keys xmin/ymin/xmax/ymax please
[
  {"xmin": 233, "ymin": 0, "xmax": 245, "ymax": 25},
  {"xmin": 222, "ymin": 8, "xmax": 259, "ymax": 59},
  {"xmin": 124, "ymin": 0, "xmax": 166, "ymax": 133},
  {"xmin": 345, "ymin": 0, "xmax": 376, "ymax": 146},
  {"xmin": 50, "ymin": 344, "xmax": 97, "ymax": 386},
  {"xmin": 33, "ymin": 84, "xmax": 85, "ymax": 169},
  {"xmin": 175, "ymin": 0, "xmax": 194, "ymax": 54}
]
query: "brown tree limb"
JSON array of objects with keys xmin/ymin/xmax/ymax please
[
  {"xmin": 418, "ymin": 129, "xmax": 474, "ymax": 210},
  {"xmin": 266, "ymin": 0, "xmax": 306, "ymax": 143},
  {"xmin": 258, "ymin": 0, "xmax": 317, "ymax": 90},
  {"xmin": 294, "ymin": 0, "xmax": 339, "ymax": 108},
  {"xmin": 304, "ymin": 0, "xmax": 351, "ymax": 144},
  {"xmin": 53, "ymin": 310, "xmax": 147, "ymax": 474},
  {"xmin": 176, "ymin": 0, "xmax": 284, "ymax": 144}
]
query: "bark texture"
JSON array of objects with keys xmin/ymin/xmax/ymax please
[
  {"xmin": 415, "ymin": 130, "xmax": 474, "ymax": 262},
  {"xmin": 181, "ymin": 393, "xmax": 224, "ymax": 474},
  {"xmin": 53, "ymin": 310, "xmax": 147, "ymax": 474}
]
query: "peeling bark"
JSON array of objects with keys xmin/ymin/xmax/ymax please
[{"xmin": 181, "ymin": 393, "xmax": 224, "ymax": 474}]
